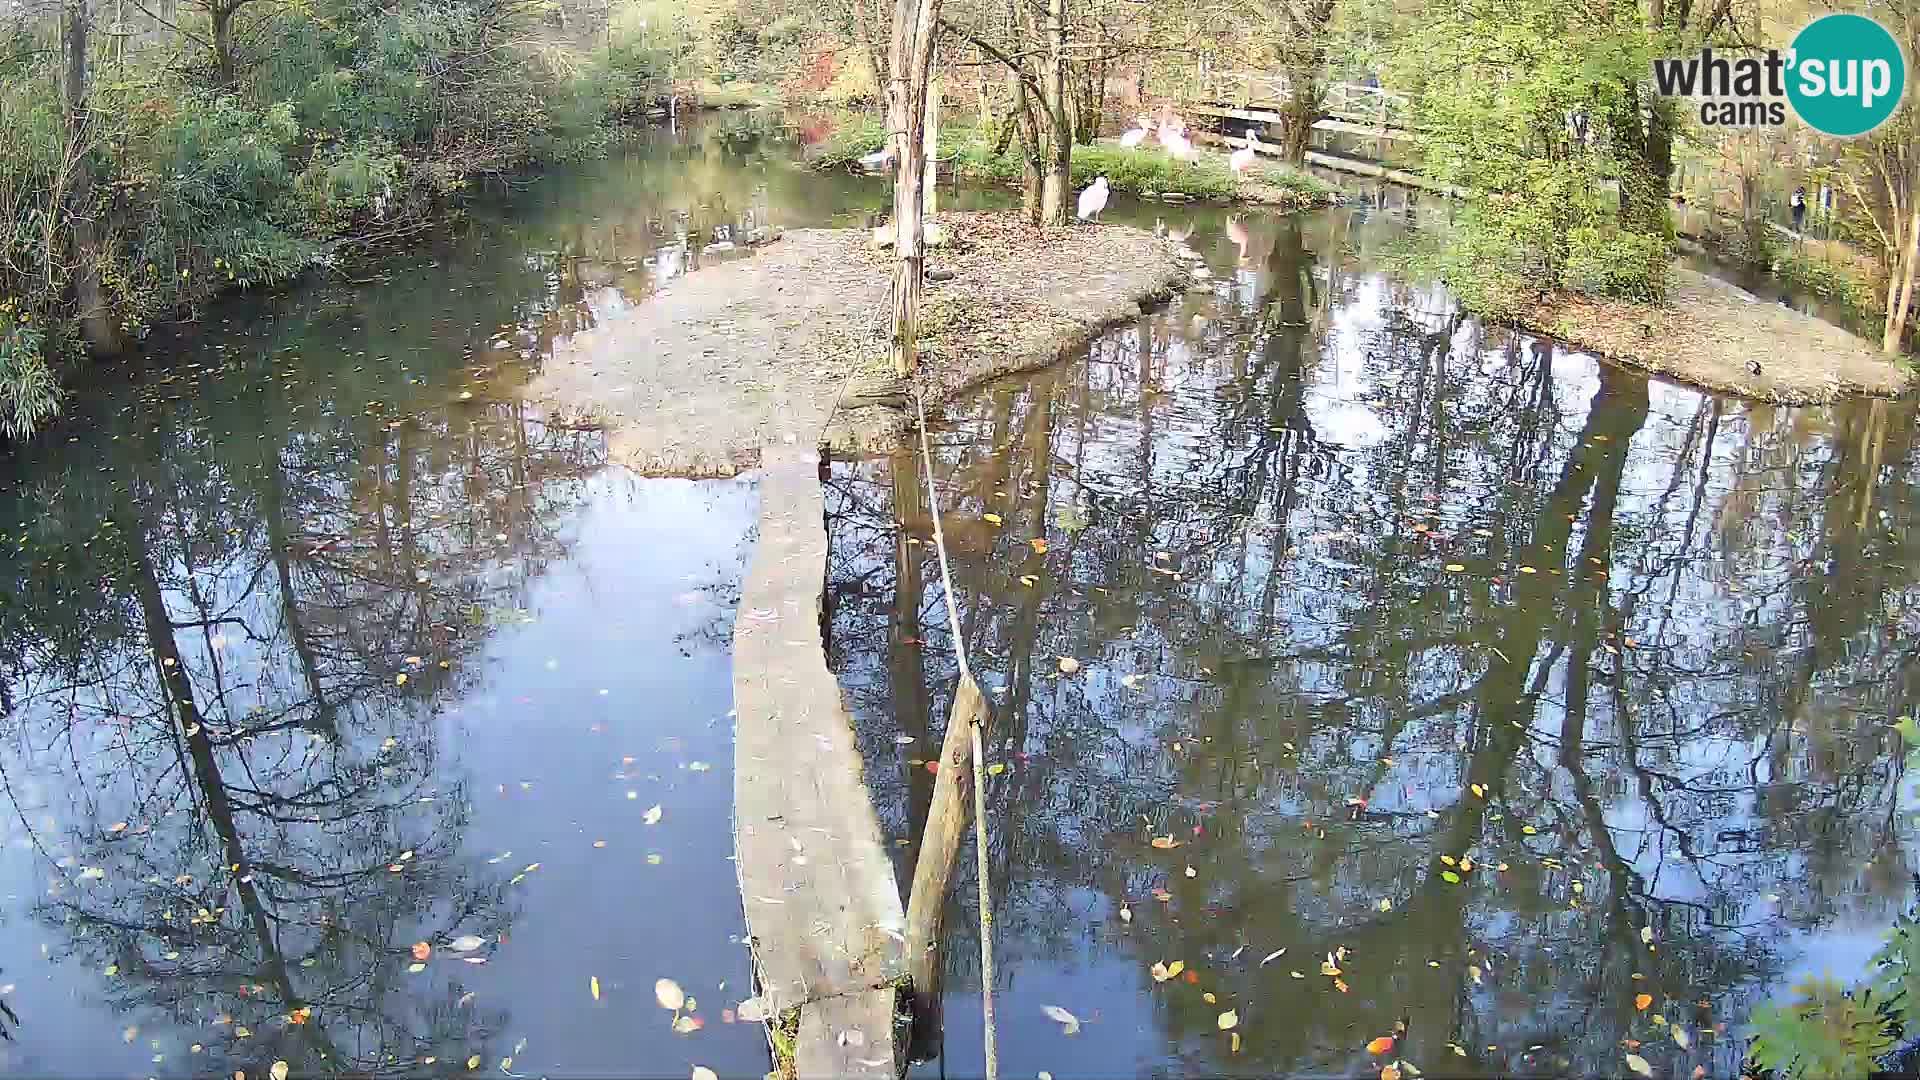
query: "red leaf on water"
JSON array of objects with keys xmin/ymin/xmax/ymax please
[{"xmin": 925, "ymin": 761, "xmax": 939, "ymax": 774}]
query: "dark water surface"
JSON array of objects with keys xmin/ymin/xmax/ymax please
[
  {"xmin": 824, "ymin": 205, "xmax": 1920, "ymax": 1078},
  {"xmin": 0, "ymin": 108, "xmax": 1907, "ymax": 1080}
]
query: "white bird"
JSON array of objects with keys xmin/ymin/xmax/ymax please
[
  {"xmin": 856, "ymin": 147, "xmax": 896, "ymax": 173},
  {"xmin": 1160, "ymin": 128, "xmax": 1194, "ymax": 161},
  {"xmin": 1119, "ymin": 118, "xmax": 1153, "ymax": 148},
  {"xmin": 1076, "ymin": 175, "xmax": 1111, "ymax": 222},
  {"xmin": 1230, "ymin": 128, "xmax": 1261, "ymax": 174}
]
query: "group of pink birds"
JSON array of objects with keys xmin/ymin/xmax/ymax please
[{"xmin": 1118, "ymin": 106, "xmax": 1264, "ymax": 175}]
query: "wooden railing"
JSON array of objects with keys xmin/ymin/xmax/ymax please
[{"xmin": 1190, "ymin": 67, "xmax": 1412, "ymax": 130}]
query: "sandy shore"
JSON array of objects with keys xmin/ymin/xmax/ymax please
[{"xmin": 1519, "ymin": 268, "xmax": 1915, "ymax": 406}]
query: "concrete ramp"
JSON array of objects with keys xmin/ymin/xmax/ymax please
[{"xmin": 733, "ymin": 446, "xmax": 906, "ymax": 1075}]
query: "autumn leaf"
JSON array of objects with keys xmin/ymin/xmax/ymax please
[
  {"xmin": 657, "ymin": 979, "xmax": 686, "ymax": 1010},
  {"xmin": 1119, "ymin": 905, "xmax": 1132, "ymax": 924},
  {"xmin": 591, "ymin": 976, "xmax": 601, "ymax": 1001},
  {"xmin": 644, "ymin": 805, "xmax": 663, "ymax": 825},
  {"xmin": 1635, "ymin": 993, "xmax": 1653, "ymax": 1011},
  {"xmin": 396, "ymin": 673, "xmax": 408, "ymax": 686},
  {"xmin": 1381, "ymin": 1065, "xmax": 1402, "ymax": 1080},
  {"xmin": 1120, "ymin": 673, "xmax": 1146, "ymax": 689},
  {"xmin": 1641, "ymin": 926, "xmax": 1654, "ymax": 945},
  {"xmin": 1217, "ymin": 1010, "xmax": 1238, "ymax": 1030},
  {"xmin": 1367, "ymin": 1036, "xmax": 1395, "ymax": 1055},
  {"xmin": 1057, "ymin": 656, "xmax": 1081, "ymax": 674},
  {"xmin": 1041, "ymin": 1005, "xmax": 1081, "ymax": 1035},
  {"xmin": 467, "ymin": 1056, "xmax": 481, "ymax": 1071},
  {"xmin": 1625, "ymin": 1053, "xmax": 1652, "ymax": 1077},
  {"xmin": 1320, "ymin": 955, "xmax": 1342, "ymax": 976},
  {"xmin": 408, "ymin": 963, "xmax": 427, "ymax": 974},
  {"xmin": 1168, "ymin": 960, "xmax": 1185, "ymax": 978},
  {"xmin": 1672, "ymin": 1024, "xmax": 1691, "ymax": 1049},
  {"xmin": 693, "ymin": 1069, "xmax": 719, "ymax": 1080},
  {"xmin": 1029, "ymin": 538, "xmax": 1048, "ymax": 554},
  {"xmin": 983, "ymin": 513, "xmax": 1003, "ymax": 525},
  {"xmin": 270, "ymin": 1063, "xmax": 289, "ymax": 1080},
  {"xmin": 412, "ymin": 941, "xmax": 432, "ymax": 962},
  {"xmin": 447, "ymin": 935, "xmax": 485, "ymax": 952},
  {"xmin": 672, "ymin": 1016, "xmax": 704, "ymax": 1033},
  {"xmin": 1151, "ymin": 962, "xmax": 1172, "ymax": 982},
  {"xmin": 1150, "ymin": 836, "xmax": 1181, "ymax": 849}
]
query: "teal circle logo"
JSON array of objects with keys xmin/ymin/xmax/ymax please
[{"xmin": 1787, "ymin": 13, "xmax": 1906, "ymax": 137}]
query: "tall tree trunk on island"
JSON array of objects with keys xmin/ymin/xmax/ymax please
[
  {"xmin": 1015, "ymin": 76, "xmax": 1044, "ymax": 225},
  {"xmin": 1886, "ymin": 200, "xmax": 1920, "ymax": 354},
  {"xmin": 63, "ymin": 0, "xmax": 119, "ymax": 355},
  {"xmin": 1040, "ymin": 0, "xmax": 1070, "ymax": 224},
  {"xmin": 886, "ymin": 0, "xmax": 942, "ymax": 376}
]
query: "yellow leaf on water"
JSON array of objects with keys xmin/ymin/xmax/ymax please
[
  {"xmin": 1470, "ymin": 784, "xmax": 1484, "ymax": 797},
  {"xmin": 591, "ymin": 976, "xmax": 601, "ymax": 1001},
  {"xmin": 987, "ymin": 763, "xmax": 1007, "ymax": 776},
  {"xmin": 693, "ymin": 1069, "xmax": 719, "ymax": 1080},
  {"xmin": 467, "ymin": 1056, "xmax": 481, "ymax": 1071},
  {"xmin": 1381, "ymin": 1065, "xmax": 1402, "ymax": 1080},
  {"xmin": 1029, "ymin": 538, "xmax": 1048, "ymax": 554},
  {"xmin": 1231, "ymin": 1032, "xmax": 1241, "ymax": 1053},
  {"xmin": 1468, "ymin": 965, "xmax": 1482, "ymax": 985},
  {"xmin": 983, "ymin": 514, "xmax": 1003, "ymax": 525},
  {"xmin": 1057, "ymin": 657, "xmax": 1081, "ymax": 674},
  {"xmin": 1168, "ymin": 960, "xmax": 1186, "ymax": 978},
  {"xmin": 408, "ymin": 962, "xmax": 426, "ymax": 973},
  {"xmin": 1217, "ymin": 1010, "xmax": 1238, "ymax": 1031},
  {"xmin": 1203, "ymin": 992, "xmax": 1217, "ymax": 1004},
  {"xmin": 1042, "ymin": 1005, "xmax": 1080, "ymax": 1035},
  {"xmin": 1320, "ymin": 958, "xmax": 1342, "ymax": 977},
  {"xmin": 643, "ymin": 805, "xmax": 663, "ymax": 825},
  {"xmin": 1019, "ymin": 575, "xmax": 1038, "ymax": 587},
  {"xmin": 270, "ymin": 1062, "xmax": 289, "ymax": 1080},
  {"xmin": 1641, "ymin": 925, "xmax": 1654, "ymax": 945},
  {"xmin": 1522, "ymin": 825, "xmax": 1537, "ymax": 835},
  {"xmin": 105, "ymin": 965, "xmax": 118, "ymax": 976},
  {"xmin": 1366, "ymin": 1036, "xmax": 1395, "ymax": 1055},
  {"xmin": 1151, "ymin": 962, "xmax": 1171, "ymax": 982},
  {"xmin": 1445, "ymin": 564, "xmax": 1466, "ymax": 572},
  {"xmin": 1625, "ymin": 1053, "xmax": 1652, "ymax": 1077},
  {"xmin": 1635, "ymin": 993, "xmax": 1653, "ymax": 1011},
  {"xmin": 656, "ymin": 978, "xmax": 686, "ymax": 1011},
  {"xmin": 1150, "ymin": 836, "xmax": 1181, "ymax": 849},
  {"xmin": 1672, "ymin": 1024, "xmax": 1691, "ymax": 1049},
  {"xmin": 395, "ymin": 673, "xmax": 408, "ymax": 686}
]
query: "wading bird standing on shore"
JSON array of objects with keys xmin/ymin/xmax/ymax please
[
  {"xmin": 1120, "ymin": 118, "xmax": 1154, "ymax": 148},
  {"xmin": 1077, "ymin": 176, "xmax": 1111, "ymax": 222}
]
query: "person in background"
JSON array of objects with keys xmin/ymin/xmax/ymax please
[{"xmin": 1791, "ymin": 186, "xmax": 1808, "ymax": 233}]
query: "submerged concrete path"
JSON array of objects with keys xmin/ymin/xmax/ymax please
[
  {"xmin": 733, "ymin": 445, "xmax": 907, "ymax": 1076},
  {"xmin": 522, "ymin": 215, "xmax": 1185, "ymax": 1077}
]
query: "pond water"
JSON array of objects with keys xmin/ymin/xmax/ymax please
[
  {"xmin": 823, "ymin": 193, "xmax": 1920, "ymax": 1076},
  {"xmin": 0, "ymin": 108, "xmax": 1908, "ymax": 1080}
]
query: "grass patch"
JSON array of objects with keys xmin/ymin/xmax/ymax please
[
  {"xmin": 1776, "ymin": 250, "xmax": 1886, "ymax": 317},
  {"xmin": 770, "ymin": 1006, "xmax": 802, "ymax": 1080},
  {"xmin": 693, "ymin": 79, "xmax": 784, "ymax": 108},
  {"xmin": 1255, "ymin": 162, "xmax": 1336, "ymax": 202}
]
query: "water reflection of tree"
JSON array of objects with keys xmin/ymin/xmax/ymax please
[
  {"xmin": 825, "ymin": 209, "xmax": 1919, "ymax": 1076},
  {"xmin": 0, "ymin": 310, "xmax": 607, "ymax": 1075}
]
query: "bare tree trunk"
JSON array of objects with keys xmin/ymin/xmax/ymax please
[
  {"xmin": 1040, "ymin": 0, "xmax": 1069, "ymax": 224},
  {"xmin": 1886, "ymin": 201, "xmax": 1920, "ymax": 353},
  {"xmin": 1014, "ymin": 75, "xmax": 1043, "ymax": 224},
  {"xmin": 924, "ymin": 69, "xmax": 938, "ymax": 216},
  {"xmin": 212, "ymin": 1, "xmax": 236, "ymax": 84},
  {"xmin": 886, "ymin": 0, "xmax": 942, "ymax": 375},
  {"xmin": 64, "ymin": 0, "xmax": 119, "ymax": 355}
]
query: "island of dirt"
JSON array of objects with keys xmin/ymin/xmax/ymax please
[
  {"xmin": 1518, "ymin": 268, "xmax": 1916, "ymax": 406},
  {"xmin": 522, "ymin": 212, "xmax": 1182, "ymax": 1079},
  {"xmin": 524, "ymin": 212, "xmax": 1187, "ymax": 475}
]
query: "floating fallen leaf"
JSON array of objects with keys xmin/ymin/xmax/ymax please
[
  {"xmin": 1185, "ymin": 865, "xmax": 1197, "ymax": 878},
  {"xmin": 1625, "ymin": 1053, "xmax": 1652, "ymax": 1077},
  {"xmin": 395, "ymin": 673, "xmax": 408, "ymax": 686},
  {"xmin": 412, "ymin": 941, "xmax": 432, "ymax": 961},
  {"xmin": 987, "ymin": 763, "xmax": 1007, "ymax": 776},
  {"xmin": 79, "ymin": 867, "xmax": 105, "ymax": 881},
  {"xmin": 288, "ymin": 1008, "xmax": 311, "ymax": 1025},
  {"xmin": 1442, "ymin": 871, "xmax": 1461, "ymax": 884},
  {"xmin": 1470, "ymin": 784, "xmax": 1484, "ymax": 798},
  {"xmin": 1217, "ymin": 1010, "xmax": 1238, "ymax": 1031},
  {"xmin": 467, "ymin": 1056, "xmax": 481, "ymax": 1071},
  {"xmin": 1382, "ymin": 1065, "xmax": 1402, "ymax": 1080},
  {"xmin": 1168, "ymin": 960, "xmax": 1185, "ymax": 978},
  {"xmin": 1120, "ymin": 673, "xmax": 1146, "ymax": 689},
  {"xmin": 644, "ymin": 805, "xmax": 663, "ymax": 825},
  {"xmin": 983, "ymin": 513, "xmax": 1003, "ymax": 525},
  {"xmin": 1150, "ymin": 836, "xmax": 1181, "ymax": 849},
  {"xmin": 124, "ymin": 1026, "xmax": 137, "ymax": 1043},
  {"xmin": 1468, "ymin": 965, "xmax": 1482, "ymax": 985},
  {"xmin": 672, "ymin": 1016, "xmax": 703, "ymax": 1034},
  {"xmin": 1672, "ymin": 1024, "xmax": 1691, "ymax": 1049},
  {"xmin": 1019, "ymin": 575, "xmax": 1038, "ymax": 587},
  {"xmin": 656, "ymin": 978, "xmax": 686, "ymax": 1011},
  {"xmin": 1320, "ymin": 956, "xmax": 1341, "ymax": 977},
  {"xmin": 1367, "ymin": 1036, "xmax": 1395, "ymax": 1055},
  {"xmin": 105, "ymin": 964, "xmax": 118, "ymax": 977},
  {"xmin": 1119, "ymin": 905, "xmax": 1132, "ymax": 924},
  {"xmin": 1522, "ymin": 825, "xmax": 1537, "ymax": 835},
  {"xmin": 109, "ymin": 822, "xmax": 127, "ymax": 833},
  {"xmin": 1041, "ymin": 1005, "xmax": 1080, "ymax": 1035},
  {"xmin": 271, "ymin": 1062, "xmax": 288, "ymax": 1080},
  {"xmin": 1029, "ymin": 538, "xmax": 1048, "ymax": 553},
  {"xmin": 591, "ymin": 976, "xmax": 601, "ymax": 1001},
  {"xmin": 447, "ymin": 935, "xmax": 485, "ymax": 952},
  {"xmin": 693, "ymin": 1069, "xmax": 718, "ymax": 1080},
  {"xmin": 1377, "ymin": 897, "xmax": 1393, "ymax": 912},
  {"xmin": 1204, "ymin": 992, "xmax": 1217, "ymax": 1004},
  {"xmin": 408, "ymin": 962, "xmax": 427, "ymax": 973},
  {"xmin": 1641, "ymin": 926, "xmax": 1654, "ymax": 945},
  {"xmin": 1150, "ymin": 962, "xmax": 1172, "ymax": 982},
  {"xmin": 499, "ymin": 1059, "xmax": 513, "ymax": 1074},
  {"xmin": 1057, "ymin": 657, "xmax": 1081, "ymax": 674},
  {"xmin": 1635, "ymin": 993, "xmax": 1652, "ymax": 1011},
  {"xmin": 1445, "ymin": 564, "xmax": 1466, "ymax": 572},
  {"xmin": 1260, "ymin": 949, "xmax": 1286, "ymax": 966}
]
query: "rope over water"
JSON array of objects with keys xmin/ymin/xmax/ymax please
[{"xmin": 912, "ymin": 387, "xmax": 1000, "ymax": 1080}]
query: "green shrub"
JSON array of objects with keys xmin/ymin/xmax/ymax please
[
  {"xmin": 0, "ymin": 316, "xmax": 57, "ymax": 440},
  {"xmin": 1566, "ymin": 226, "xmax": 1670, "ymax": 301}
]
